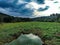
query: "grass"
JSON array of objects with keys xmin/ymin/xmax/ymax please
[{"xmin": 0, "ymin": 22, "xmax": 60, "ymax": 45}]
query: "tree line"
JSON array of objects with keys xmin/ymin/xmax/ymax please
[
  {"xmin": 0, "ymin": 13, "xmax": 32, "ymax": 23},
  {"xmin": 0, "ymin": 13, "xmax": 60, "ymax": 23},
  {"xmin": 33, "ymin": 13, "xmax": 60, "ymax": 22}
]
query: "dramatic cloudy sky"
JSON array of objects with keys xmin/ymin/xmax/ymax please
[{"xmin": 0, "ymin": 0, "xmax": 60, "ymax": 17}]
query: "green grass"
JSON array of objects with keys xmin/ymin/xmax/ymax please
[{"xmin": 0, "ymin": 22, "xmax": 60, "ymax": 45}]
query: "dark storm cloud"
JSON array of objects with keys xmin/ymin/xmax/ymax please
[
  {"xmin": 0, "ymin": 0, "xmax": 18, "ymax": 8},
  {"xmin": 36, "ymin": 0, "xmax": 45, "ymax": 4},
  {"xmin": 0, "ymin": 0, "xmax": 34, "ymax": 17},
  {"xmin": 38, "ymin": 6, "xmax": 49, "ymax": 11},
  {"xmin": 0, "ymin": 2, "xmax": 14, "ymax": 8},
  {"xmin": 0, "ymin": 0, "xmax": 49, "ymax": 17},
  {"xmin": 0, "ymin": 0, "xmax": 45, "ymax": 8},
  {"xmin": 23, "ymin": 0, "xmax": 45, "ymax": 4},
  {"xmin": 54, "ymin": 1, "xmax": 59, "ymax": 3},
  {"xmin": 23, "ymin": 0, "xmax": 31, "ymax": 2}
]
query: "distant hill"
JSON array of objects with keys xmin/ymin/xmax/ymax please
[
  {"xmin": 32, "ymin": 13, "xmax": 60, "ymax": 22},
  {"xmin": 0, "ymin": 13, "xmax": 10, "ymax": 17},
  {"xmin": 0, "ymin": 13, "xmax": 60, "ymax": 22},
  {"xmin": 0, "ymin": 13, "xmax": 15, "ymax": 22},
  {"xmin": 0, "ymin": 13, "xmax": 32, "ymax": 22}
]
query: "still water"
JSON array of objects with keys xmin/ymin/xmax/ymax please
[{"xmin": 5, "ymin": 33, "xmax": 43, "ymax": 45}]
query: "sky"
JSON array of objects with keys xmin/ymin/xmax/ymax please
[{"xmin": 0, "ymin": 0, "xmax": 60, "ymax": 18}]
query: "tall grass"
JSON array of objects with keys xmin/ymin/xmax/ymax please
[{"xmin": 0, "ymin": 22, "xmax": 60, "ymax": 45}]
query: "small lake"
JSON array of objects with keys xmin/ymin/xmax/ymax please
[{"xmin": 5, "ymin": 33, "xmax": 43, "ymax": 45}]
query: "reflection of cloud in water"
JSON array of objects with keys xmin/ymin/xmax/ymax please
[{"xmin": 6, "ymin": 33, "xmax": 43, "ymax": 45}]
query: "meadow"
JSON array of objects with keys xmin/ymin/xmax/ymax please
[{"xmin": 0, "ymin": 22, "xmax": 60, "ymax": 45}]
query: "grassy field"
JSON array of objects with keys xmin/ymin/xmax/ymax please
[{"xmin": 0, "ymin": 22, "xmax": 60, "ymax": 45}]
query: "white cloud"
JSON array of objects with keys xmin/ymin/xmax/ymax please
[
  {"xmin": 25, "ymin": 0, "xmax": 60, "ymax": 17},
  {"xmin": 26, "ymin": 2, "xmax": 39, "ymax": 9},
  {"xmin": 44, "ymin": 0, "xmax": 60, "ymax": 14},
  {"xmin": 0, "ymin": 0, "xmax": 60, "ymax": 17},
  {"xmin": 17, "ymin": 0, "xmax": 28, "ymax": 5}
]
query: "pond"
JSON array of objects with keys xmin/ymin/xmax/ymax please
[{"xmin": 5, "ymin": 33, "xmax": 43, "ymax": 45}]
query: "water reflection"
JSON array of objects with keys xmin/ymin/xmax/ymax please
[{"xmin": 6, "ymin": 33, "xmax": 43, "ymax": 45}]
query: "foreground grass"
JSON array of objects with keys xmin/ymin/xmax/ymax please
[{"xmin": 0, "ymin": 22, "xmax": 60, "ymax": 45}]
